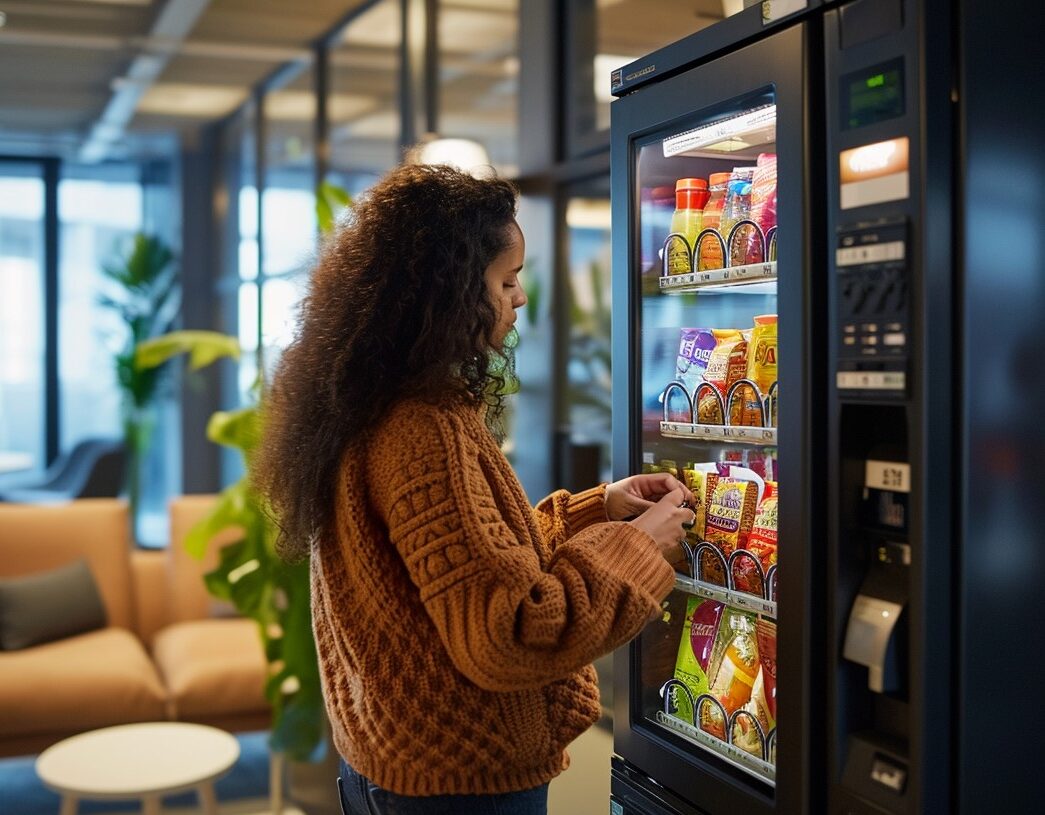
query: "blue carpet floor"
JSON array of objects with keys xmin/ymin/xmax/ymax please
[{"xmin": 0, "ymin": 730, "xmax": 270, "ymax": 814}]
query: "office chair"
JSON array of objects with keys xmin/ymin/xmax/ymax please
[{"xmin": 0, "ymin": 438, "xmax": 126, "ymax": 504}]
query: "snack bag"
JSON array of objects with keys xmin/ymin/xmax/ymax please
[
  {"xmin": 744, "ymin": 451, "xmax": 777, "ymax": 481},
  {"xmin": 698, "ymin": 330, "xmax": 746, "ymax": 423},
  {"xmin": 648, "ymin": 460, "xmax": 680, "ymax": 480},
  {"xmin": 697, "ymin": 695, "xmax": 728, "ymax": 742},
  {"xmin": 743, "ymin": 315, "xmax": 778, "ymax": 426},
  {"xmin": 750, "ymin": 153, "xmax": 778, "ymax": 238},
  {"xmin": 731, "ymin": 702, "xmax": 764, "ymax": 756},
  {"xmin": 709, "ymin": 609, "xmax": 760, "ymax": 716},
  {"xmin": 671, "ymin": 598, "xmax": 725, "ymax": 723},
  {"xmin": 704, "ymin": 477, "xmax": 759, "ymax": 558},
  {"xmin": 681, "ymin": 466, "xmax": 713, "ymax": 543},
  {"xmin": 693, "ymin": 474, "xmax": 727, "ymax": 585},
  {"xmin": 755, "ymin": 619, "xmax": 778, "ymax": 723},
  {"xmin": 676, "ymin": 328, "xmax": 717, "ymax": 400},
  {"xmin": 745, "ymin": 489, "xmax": 779, "ymax": 574},
  {"xmin": 730, "ymin": 551, "xmax": 766, "ymax": 597}
]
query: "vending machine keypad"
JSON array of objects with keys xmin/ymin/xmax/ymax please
[{"xmin": 835, "ymin": 219, "xmax": 909, "ymax": 396}]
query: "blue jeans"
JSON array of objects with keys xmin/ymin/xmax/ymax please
[{"xmin": 337, "ymin": 758, "xmax": 549, "ymax": 815}]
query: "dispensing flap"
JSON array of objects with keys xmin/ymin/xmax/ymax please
[{"xmin": 843, "ymin": 594, "xmax": 904, "ymax": 692}]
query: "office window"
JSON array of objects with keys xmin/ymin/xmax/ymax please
[
  {"xmin": 59, "ymin": 165, "xmax": 162, "ymax": 540},
  {"xmin": 261, "ymin": 60, "xmax": 317, "ymax": 376},
  {"xmin": 0, "ymin": 163, "xmax": 45, "ymax": 485},
  {"xmin": 58, "ymin": 166, "xmax": 142, "ymax": 451},
  {"xmin": 217, "ymin": 102, "xmax": 260, "ymax": 411},
  {"xmin": 328, "ymin": 0, "xmax": 401, "ymax": 195},
  {"xmin": 438, "ymin": 0, "xmax": 519, "ymax": 175}
]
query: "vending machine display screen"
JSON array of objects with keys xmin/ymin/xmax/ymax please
[{"xmin": 842, "ymin": 58, "xmax": 905, "ymax": 130}]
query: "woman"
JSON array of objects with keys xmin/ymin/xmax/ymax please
[{"xmin": 254, "ymin": 164, "xmax": 696, "ymax": 815}]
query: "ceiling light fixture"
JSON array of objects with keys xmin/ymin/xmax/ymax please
[{"xmin": 412, "ymin": 136, "xmax": 491, "ymax": 175}]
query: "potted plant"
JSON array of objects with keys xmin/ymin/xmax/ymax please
[
  {"xmin": 98, "ymin": 232, "xmax": 179, "ymax": 540},
  {"xmin": 134, "ymin": 181, "xmax": 353, "ymax": 807}
]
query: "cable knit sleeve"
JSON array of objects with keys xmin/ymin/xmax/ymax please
[
  {"xmin": 530, "ymin": 484, "xmax": 610, "ymax": 551},
  {"xmin": 366, "ymin": 403, "xmax": 676, "ymax": 692}
]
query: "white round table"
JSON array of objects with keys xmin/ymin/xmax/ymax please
[{"xmin": 35, "ymin": 722, "xmax": 240, "ymax": 815}]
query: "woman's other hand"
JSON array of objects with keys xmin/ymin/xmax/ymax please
[
  {"xmin": 606, "ymin": 473, "xmax": 695, "ymax": 521},
  {"xmin": 627, "ymin": 487, "xmax": 695, "ymax": 567}
]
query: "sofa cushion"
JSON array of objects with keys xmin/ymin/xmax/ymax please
[
  {"xmin": 168, "ymin": 496, "xmax": 243, "ymax": 624},
  {"xmin": 0, "ymin": 499, "xmax": 135, "ymax": 631},
  {"xmin": 0, "ymin": 559, "xmax": 107, "ymax": 650},
  {"xmin": 0, "ymin": 627, "xmax": 168, "ymax": 737},
  {"xmin": 152, "ymin": 618, "xmax": 268, "ymax": 720}
]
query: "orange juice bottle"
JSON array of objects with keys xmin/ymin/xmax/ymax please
[{"xmin": 667, "ymin": 178, "xmax": 709, "ymax": 274}]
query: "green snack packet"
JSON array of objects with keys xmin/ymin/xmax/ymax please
[{"xmin": 671, "ymin": 597, "xmax": 725, "ymax": 723}]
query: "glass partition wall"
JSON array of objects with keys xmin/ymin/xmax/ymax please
[
  {"xmin": 3, "ymin": 0, "xmax": 732, "ymax": 540},
  {"xmin": 0, "ymin": 161, "xmax": 46, "ymax": 487}
]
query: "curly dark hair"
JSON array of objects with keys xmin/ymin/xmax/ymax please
[{"xmin": 252, "ymin": 163, "xmax": 520, "ymax": 561}]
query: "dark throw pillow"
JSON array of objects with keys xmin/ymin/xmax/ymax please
[{"xmin": 0, "ymin": 559, "xmax": 108, "ymax": 650}]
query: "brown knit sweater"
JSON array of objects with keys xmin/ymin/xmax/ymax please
[{"xmin": 311, "ymin": 399, "xmax": 675, "ymax": 796}]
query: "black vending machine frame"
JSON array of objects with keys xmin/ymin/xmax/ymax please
[
  {"xmin": 823, "ymin": 0, "xmax": 956, "ymax": 812},
  {"xmin": 609, "ymin": 17, "xmax": 825, "ymax": 815}
]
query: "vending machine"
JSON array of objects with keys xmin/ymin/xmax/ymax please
[{"xmin": 607, "ymin": 1, "xmax": 1044, "ymax": 813}]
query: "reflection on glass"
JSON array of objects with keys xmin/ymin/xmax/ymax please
[
  {"xmin": 565, "ymin": 194, "xmax": 613, "ymax": 483},
  {"xmin": 633, "ymin": 90, "xmax": 780, "ymax": 785},
  {"xmin": 0, "ymin": 165, "xmax": 45, "ymax": 484},
  {"xmin": 329, "ymin": 0, "xmax": 400, "ymax": 195},
  {"xmin": 569, "ymin": 0, "xmax": 737, "ymax": 149},
  {"xmin": 438, "ymin": 0, "xmax": 518, "ymax": 176}
]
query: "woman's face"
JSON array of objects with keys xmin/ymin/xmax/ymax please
[{"xmin": 483, "ymin": 220, "xmax": 527, "ymax": 348}]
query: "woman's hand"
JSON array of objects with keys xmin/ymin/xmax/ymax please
[
  {"xmin": 627, "ymin": 487, "xmax": 696, "ymax": 568},
  {"xmin": 605, "ymin": 473, "xmax": 695, "ymax": 521}
]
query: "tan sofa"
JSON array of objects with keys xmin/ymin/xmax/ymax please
[{"xmin": 0, "ymin": 497, "xmax": 270, "ymax": 758}]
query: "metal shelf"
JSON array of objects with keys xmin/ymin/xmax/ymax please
[
  {"xmin": 660, "ymin": 421, "xmax": 777, "ymax": 446},
  {"xmin": 659, "ymin": 261, "xmax": 777, "ymax": 295},
  {"xmin": 673, "ymin": 575, "xmax": 777, "ymax": 618},
  {"xmin": 654, "ymin": 711, "xmax": 776, "ymax": 786}
]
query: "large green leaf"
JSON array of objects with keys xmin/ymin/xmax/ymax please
[
  {"xmin": 135, "ymin": 330, "xmax": 241, "ymax": 372},
  {"xmin": 522, "ymin": 261, "xmax": 541, "ymax": 327},
  {"xmin": 183, "ymin": 481, "xmax": 250, "ymax": 559},
  {"xmin": 315, "ymin": 180, "xmax": 353, "ymax": 235},
  {"xmin": 205, "ymin": 406, "xmax": 262, "ymax": 454}
]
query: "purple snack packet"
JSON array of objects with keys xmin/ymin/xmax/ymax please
[{"xmin": 676, "ymin": 328, "xmax": 718, "ymax": 400}]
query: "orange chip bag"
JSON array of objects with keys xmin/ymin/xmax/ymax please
[
  {"xmin": 746, "ymin": 490, "xmax": 779, "ymax": 573},
  {"xmin": 699, "ymin": 330, "xmax": 747, "ymax": 423}
]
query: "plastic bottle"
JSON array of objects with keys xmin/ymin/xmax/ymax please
[
  {"xmin": 667, "ymin": 178, "xmax": 709, "ymax": 274},
  {"xmin": 696, "ymin": 172, "xmax": 731, "ymax": 271},
  {"xmin": 719, "ymin": 167, "xmax": 756, "ymax": 267}
]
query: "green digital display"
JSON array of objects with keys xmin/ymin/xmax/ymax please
[{"xmin": 842, "ymin": 59, "xmax": 905, "ymax": 130}]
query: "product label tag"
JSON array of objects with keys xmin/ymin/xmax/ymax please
[{"xmin": 865, "ymin": 459, "xmax": 911, "ymax": 493}]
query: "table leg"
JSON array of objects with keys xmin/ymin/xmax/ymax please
[
  {"xmin": 270, "ymin": 751, "xmax": 285, "ymax": 815},
  {"xmin": 141, "ymin": 794, "xmax": 161, "ymax": 815},
  {"xmin": 59, "ymin": 795, "xmax": 78, "ymax": 815},
  {"xmin": 197, "ymin": 781, "xmax": 218, "ymax": 815}
]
